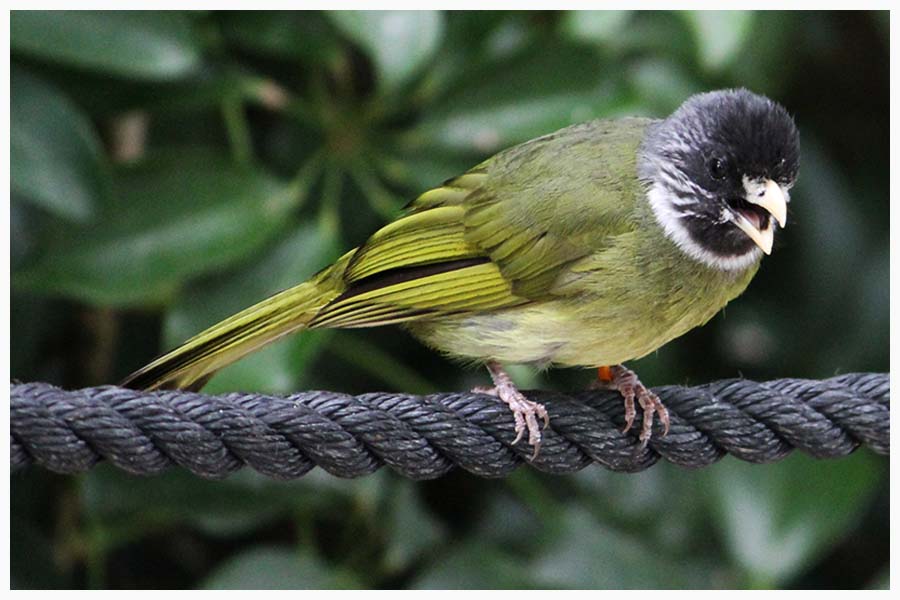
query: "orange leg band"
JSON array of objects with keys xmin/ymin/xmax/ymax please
[{"xmin": 597, "ymin": 365, "xmax": 613, "ymax": 382}]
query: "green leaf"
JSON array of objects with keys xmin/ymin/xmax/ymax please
[
  {"xmin": 410, "ymin": 43, "xmax": 631, "ymax": 154},
  {"xmin": 725, "ymin": 11, "xmax": 798, "ymax": 95},
  {"xmin": 441, "ymin": 11, "xmax": 523, "ymax": 60},
  {"xmin": 219, "ymin": 11, "xmax": 340, "ymax": 62},
  {"xmin": 328, "ymin": 333, "xmax": 438, "ymax": 394},
  {"xmin": 328, "ymin": 11, "xmax": 444, "ymax": 92},
  {"xmin": 560, "ymin": 10, "xmax": 632, "ymax": 47},
  {"xmin": 145, "ymin": 68, "xmax": 251, "ymax": 115},
  {"xmin": 707, "ymin": 452, "xmax": 881, "ymax": 587},
  {"xmin": 83, "ymin": 470, "xmax": 285, "ymax": 542},
  {"xmin": 14, "ymin": 149, "xmax": 304, "ymax": 306},
  {"xmin": 846, "ymin": 247, "xmax": 889, "ymax": 369},
  {"xmin": 412, "ymin": 542, "xmax": 534, "ymax": 589},
  {"xmin": 530, "ymin": 505, "xmax": 712, "ymax": 588},
  {"xmin": 789, "ymin": 139, "xmax": 869, "ymax": 368},
  {"xmin": 11, "ymin": 66, "xmax": 108, "ymax": 221},
  {"xmin": 203, "ymin": 546, "xmax": 362, "ymax": 589},
  {"xmin": 382, "ymin": 481, "xmax": 445, "ymax": 573},
  {"xmin": 22, "ymin": 64, "xmax": 248, "ymax": 119},
  {"xmin": 373, "ymin": 151, "xmax": 474, "ymax": 194},
  {"xmin": 470, "ymin": 491, "xmax": 546, "ymax": 553},
  {"xmin": 628, "ymin": 58, "xmax": 703, "ymax": 113},
  {"xmin": 82, "ymin": 466, "xmax": 364, "ymax": 540},
  {"xmin": 612, "ymin": 11, "xmax": 697, "ymax": 66},
  {"xmin": 164, "ymin": 222, "xmax": 338, "ymax": 394},
  {"xmin": 414, "ymin": 13, "xmax": 533, "ymax": 105},
  {"xmin": 681, "ymin": 10, "xmax": 755, "ymax": 72},
  {"xmin": 11, "ymin": 10, "xmax": 201, "ymax": 80}
]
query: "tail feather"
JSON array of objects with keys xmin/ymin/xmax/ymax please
[{"xmin": 121, "ymin": 278, "xmax": 340, "ymax": 391}]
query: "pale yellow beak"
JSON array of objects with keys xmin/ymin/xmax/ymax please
[
  {"xmin": 733, "ymin": 179, "xmax": 787, "ymax": 255},
  {"xmin": 752, "ymin": 179, "xmax": 788, "ymax": 228},
  {"xmin": 733, "ymin": 214, "xmax": 774, "ymax": 254}
]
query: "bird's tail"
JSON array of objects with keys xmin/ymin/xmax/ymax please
[{"xmin": 121, "ymin": 263, "xmax": 346, "ymax": 391}]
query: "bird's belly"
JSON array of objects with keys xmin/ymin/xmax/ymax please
[{"xmin": 406, "ymin": 299, "xmax": 712, "ymax": 368}]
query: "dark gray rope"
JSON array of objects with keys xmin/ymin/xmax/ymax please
[{"xmin": 10, "ymin": 373, "xmax": 889, "ymax": 480}]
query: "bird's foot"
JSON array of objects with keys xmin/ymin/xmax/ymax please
[
  {"xmin": 477, "ymin": 361, "xmax": 549, "ymax": 460},
  {"xmin": 593, "ymin": 364, "xmax": 670, "ymax": 447}
]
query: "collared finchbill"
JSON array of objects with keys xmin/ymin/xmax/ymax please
[{"xmin": 734, "ymin": 178, "xmax": 788, "ymax": 254}]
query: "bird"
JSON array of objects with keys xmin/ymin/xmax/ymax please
[{"xmin": 122, "ymin": 88, "xmax": 800, "ymax": 458}]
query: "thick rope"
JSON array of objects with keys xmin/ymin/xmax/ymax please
[{"xmin": 10, "ymin": 373, "xmax": 889, "ymax": 480}]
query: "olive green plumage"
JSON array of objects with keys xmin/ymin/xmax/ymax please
[{"xmin": 122, "ymin": 117, "xmax": 759, "ymax": 392}]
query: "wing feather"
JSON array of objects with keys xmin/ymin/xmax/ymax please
[
  {"xmin": 312, "ymin": 261, "xmax": 523, "ymax": 328},
  {"xmin": 315, "ymin": 118, "xmax": 651, "ymax": 329},
  {"xmin": 345, "ymin": 206, "xmax": 481, "ymax": 282}
]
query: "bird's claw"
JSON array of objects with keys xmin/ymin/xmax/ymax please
[
  {"xmin": 595, "ymin": 365, "xmax": 670, "ymax": 447},
  {"xmin": 497, "ymin": 387, "xmax": 547, "ymax": 458},
  {"xmin": 478, "ymin": 362, "xmax": 548, "ymax": 460}
]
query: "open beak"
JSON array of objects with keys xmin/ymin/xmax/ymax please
[
  {"xmin": 733, "ymin": 179, "xmax": 787, "ymax": 255},
  {"xmin": 753, "ymin": 179, "xmax": 788, "ymax": 228}
]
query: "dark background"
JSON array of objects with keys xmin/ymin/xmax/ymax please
[{"xmin": 11, "ymin": 10, "xmax": 889, "ymax": 589}]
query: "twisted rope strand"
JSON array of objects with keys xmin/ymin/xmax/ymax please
[{"xmin": 10, "ymin": 373, "xmax": 889, "ymax": 480}]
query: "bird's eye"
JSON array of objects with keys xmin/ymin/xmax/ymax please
[{"xmin": 708, "ymin": 157, "xmax": 728, "ymax": 180}]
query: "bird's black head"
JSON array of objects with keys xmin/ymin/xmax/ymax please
[{"xmin": 638, "ymin": 89, "xmax": 800, "ymax": 271}]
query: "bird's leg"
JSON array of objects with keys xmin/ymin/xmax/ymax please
[
  {"xmin": 593, "ymin": 364, "xmax": 670, "ymax": 447},
  {"xmin": 475, "ymin": 361, "xmax": 549, "ymax": 459}
]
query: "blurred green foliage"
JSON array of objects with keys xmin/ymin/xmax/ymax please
[{"xmin": 10, "ymin": 10, "xmax": 888, "ymax": 589}]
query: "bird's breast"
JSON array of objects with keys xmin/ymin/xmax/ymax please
[{"xmin": 407, "ymin": 244, "xmax": 759, "ymax": 368}]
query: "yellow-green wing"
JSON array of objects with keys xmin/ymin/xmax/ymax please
[
  {"xmin": 313, "ymin": 117, "xmax": 651, "ymax": 328},
  {"xmin": 310, "ymin": 202, "xmax": 527, "ymax": 328},
  {"xmin": 411, "ymin": 118, "xmax": 650, "ymax": 296}
]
